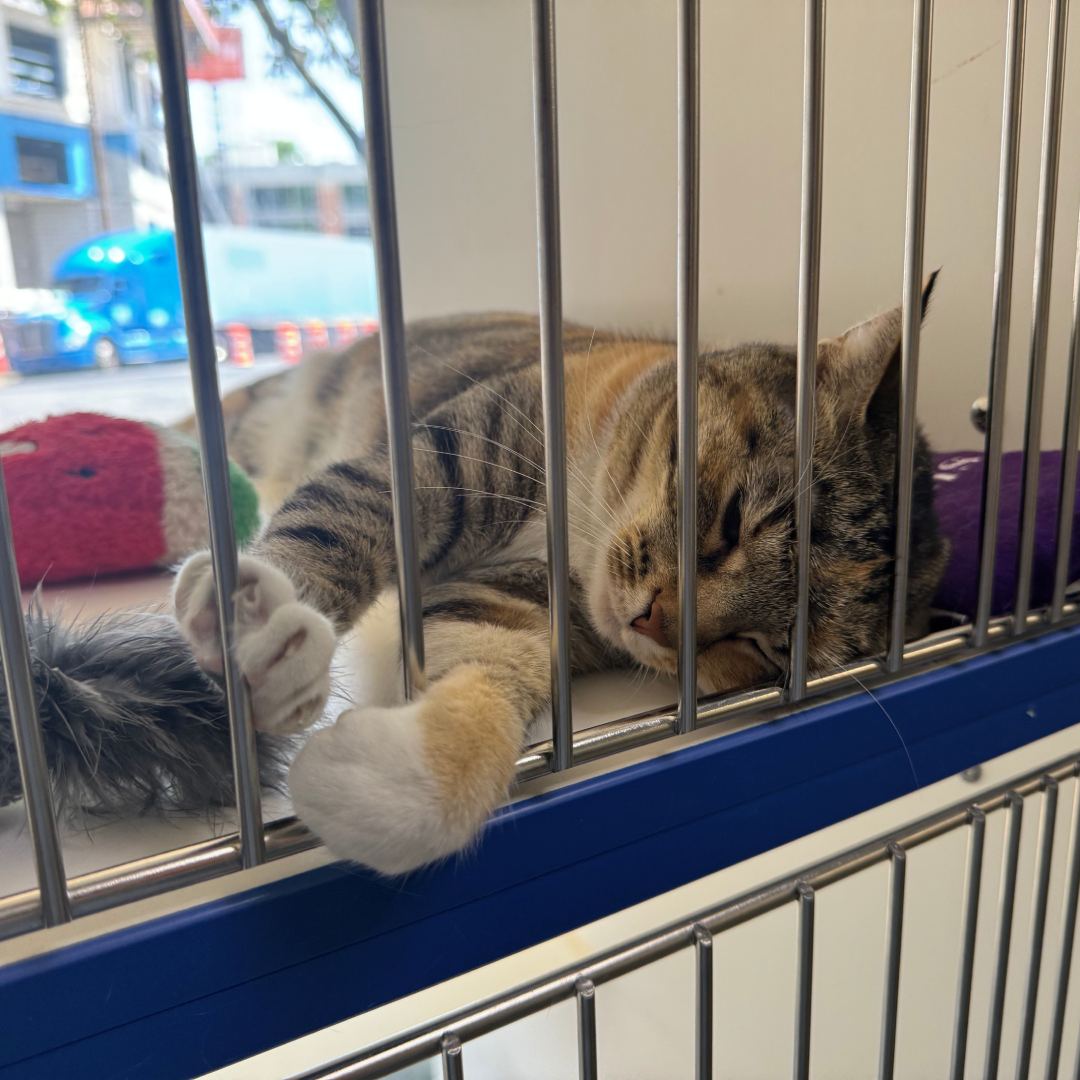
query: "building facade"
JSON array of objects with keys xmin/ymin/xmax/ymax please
[
  {"xmin": 0, "ymin": 0, "xmax": 170, "ymax": 290},
  {"xmin": 207, "ymin": 160, "xmax": 370, "ymax": 238}
]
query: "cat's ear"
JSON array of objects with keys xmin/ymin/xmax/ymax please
[{"xmin": 816, "ymin": 270, "xmax": 939, "ymax": 420}]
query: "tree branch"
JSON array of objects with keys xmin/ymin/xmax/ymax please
[
  {"xmin": 248, "ymin": 0, "xmax": 363, "ymax": 158},
  {"xmin": 302, "ymin": 2, "xmax": 359, "ymax": 80}
]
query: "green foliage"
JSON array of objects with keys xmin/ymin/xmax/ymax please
[{"xmin": 274, "ymin": 139, "xmax": 300, "ymax": 163}]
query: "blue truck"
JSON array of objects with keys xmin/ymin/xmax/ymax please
[{"xmin": 1, "ymin": 226, "xmax": 377, "ymax": 374}]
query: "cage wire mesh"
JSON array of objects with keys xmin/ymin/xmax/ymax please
[{"xmin": 294, "ymin": 757, "xmax": 1080, "ymax": 1079}]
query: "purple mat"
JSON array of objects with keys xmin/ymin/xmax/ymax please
[{"xmin": 932, "ymin": 450, "xmax": 1080, "ymax": 617}]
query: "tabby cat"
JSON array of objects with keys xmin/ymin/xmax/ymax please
[{"xmin": 174, "ymin": 281, "xmax": 946, "ymax": 874}]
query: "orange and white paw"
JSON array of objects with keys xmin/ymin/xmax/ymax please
[
  {"xmin": 288, "ymin": 702, "xmax": 479, "ymax": 876},
  {"xmin": 173, "ymin": 551, "xmax": 336, "ymax": 735}
]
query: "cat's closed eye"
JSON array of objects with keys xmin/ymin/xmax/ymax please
[
  {"xmin": 699, "ymin": 491, "xmax": 743, "ymax": 571},
  {"xmin": 722, "ymin": 489, "xmax": 743, "ymax": 550}
]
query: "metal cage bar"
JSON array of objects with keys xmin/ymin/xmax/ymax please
[
  {"xmin": 985, "ymin": 791, "xmax": 1024, "ymax": 1078},
  {"xmin": 974, "ymin": 0, "xmax": 1028, "ymax": 646},
  {"xmin": 1013, "ymin": 0, "xmax": 1070, "ymax": 632},
  {"xmin": 1045, "ymin": 767, "xmax": 1080, "ymax": 1079},
  {"xmin": 790, "ymin": 0, "xmax": 826, "ymax": 700},
  {"xmin": 693, "ymin": 924, "xmax": 713, "ymax": 1080},
  {"xmin": 949, "ymin": 807, "xmax": 986, "ymax": 1080},
  {"xmin": 794, "ymin": 882, "xmax": 816, "ymax": 1080},
  {"xmin": 0, "ymin": 466, "xmax": 70, "ymax": 927},
  {"xmin": 887, "ymin": 0, "xmax": 934, "ymax": 673},
  {"xmin": 575, "ymin": 978, "xmax": 598, "ymax": 1080},
  {"xmin": 1015, "ymin": 777, "xmax": 1059, "ymax": 1080},
  {"xmin": 1052, "ymin": 211, "xmax": 1080, "ymax": 620},
  {"xmin": 529, "ymin": 0, "xmax": 574, "ymax": 770},
  {"xmin": 879, "ymin": 844, "xmax": 907, "ymax": 1080},
  {"xmin": 151, "ymin": 0, "xmax": 264, "ymax": 866},
  {"xmin": 675, "ymin": 0, "xmax": 701, "ymax": 734},
  {"xmin": 440, "ymin": 1035, "xmax": 464, "ymax": 1080},
  {"xmin": 357, "ymin": 0, "xmax": 426, "ymax": 698}
]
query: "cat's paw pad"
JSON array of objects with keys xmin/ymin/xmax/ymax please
[
  {"xmin": 173, "ymin": 552, "xmax": 335, "ymax": 734},
  {"xmin": 289, "ymin": 702, "xmax": 461, "ymax": 875},
  {"xmin": 234, "ymin": 601, "xmax": 336, "ymax": 734}
]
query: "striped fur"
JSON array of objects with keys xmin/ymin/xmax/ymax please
[{"xmin": 176, "ymin": 291, "xmax": 946, "ymax": 874}]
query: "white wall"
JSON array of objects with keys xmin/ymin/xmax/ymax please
[{"xmin": 383, "ymin": 0, "xmax": 1080, "ymax": 453}]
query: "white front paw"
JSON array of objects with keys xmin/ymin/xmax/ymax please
[
  {"xmin": 289, "ymin": 703, "xmax": 467, "ymax": 875},
  {"xmin": 173, "ymin": 552, "xmax": 336, "ymax": 735}
]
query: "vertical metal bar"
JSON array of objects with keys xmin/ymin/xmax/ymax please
[
  {"xmin": 1016, "ymin": 778, "xmax": 1060, "ymax": 1079},
  {"xmin": 950, "ymin": 807, "xmax": 986, "ymax": 1080},
  {"xmin": 1051, "ymin": 218, "xmax": 1080, "ymax": 620},
  {"xmin": 790, "ymin": 0, "xmax": 826, "ymax": 700},
  {"xmin": 974, "ymin": 0, "xmax": 1028, "ymax": 646},
  {"xmin": 151, "ymin": 0, "xmax": 264, "ymax": 866},
  {"xmin": 0, "ymin": 468, "xmax": 70, "ymax": 927},
  {"xmin": 675, "ymin": 0, "xmax": 701, "ymax": 734},
  {"xmin": 879, "ymin": 844, "xmax": 907, "ymax": 1080},
  {"xmin": 985, "ymin": 791, "xmax": 1025, "ymax": 1079},
  {"xmin": 1045, "ymin": 766, "xmax": 1080, "ymax": 1080},
  {"xmin": 356, "ymin": 0, "xmax": 425, "ymax": 698},
  {"xmin": 441, "ymin": 1034, "xmax": 464, "ymax": 1080},
  {"xmin": 694, "ymin": 924, "xmax": 714, "ymax": 1080},
  {"xmin": 576, "ymin": 978, "xmax": 598, "ymax": 1080},
  {"xmin": 1014, "ymin": 0, "xmax": 1070, "ymax": 632},
  {"xmin": 794, "ymin": 882, "xmax": 815, "ymax": 1080},
  {"xmin": 887, "ymin": 0, "xmax": 934, "ymax": 673},
  {"xmin": 529, "ymin": 0, "xmax": 573, "ymax": 770}
]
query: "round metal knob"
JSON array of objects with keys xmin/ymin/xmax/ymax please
[{"xmin": 970, "ymin": 397, "xmax": 988, "ymax": 434}]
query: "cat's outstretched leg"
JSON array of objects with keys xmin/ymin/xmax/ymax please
[
  {"xmin": 289, "ymin": 561, "xmax": 612, "ymax": 875},
  {"xmin": 289, "ymin": 621, "xmax": 546, "ymax": 875},
  {"xmin": 173, "ymin": 552, "xmax": 336, "ymax": 735}
]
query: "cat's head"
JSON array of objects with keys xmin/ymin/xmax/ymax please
[{"xmin": 585, "ymin": 276, "xmax": 945, "ymax": 687}]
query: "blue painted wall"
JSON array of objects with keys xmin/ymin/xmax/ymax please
[{"xmin": 0, "ymin": 112, "xmax": 95, "ymax": 200}]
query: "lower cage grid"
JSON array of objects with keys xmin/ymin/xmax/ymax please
[
  {"xmin": 0, "ymin": 603, "xmax": 1070, "ymax": 942},
  {"xmin": 306, "ymin": 753, "xmax": 1080, "ymax": 1080}
]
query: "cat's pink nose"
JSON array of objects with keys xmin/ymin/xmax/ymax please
[{"xmin": 631, "ymin": 596, "xmax": 669, "ymax": 647}]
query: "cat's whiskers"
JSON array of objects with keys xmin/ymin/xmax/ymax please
[
  {"xmin": 412, "ymin": 344, "xmax": 629, "ymax": 549},
  {"xmin": 410, "ymin": 444, "xmax": 618, "ymax": 544},
  {"xmin": 410, "ymin": 436, "xmax": 630, "ymax": 548},
  {"xmin": 415, "ymin": 422, "xmax": 546, "ymax": 477},
  {"xmin": 477, "ymin": 510, "xmax": 634, "ymax": 574},
  {"xmin": 415, "ymin": 420, "xmax": 634, "ymax": 565},
  {"xmin": 787, "ymin": 411, "xmax": 860, "ymax": 506},
  {"xmin": 845, "ymin": 670, "xmax": 920, "ymax": 788},
  {"xmin": 409, "ymin": 485, "xmax": 629, "ymax": 566},
  {"xmin": 762, "ymin": 429, "xmax": 864, "ymax": 523}
]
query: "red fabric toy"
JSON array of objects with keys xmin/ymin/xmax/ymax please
[{"xmin": 0, "ymin": 412, "xmax": 259, "ymax": 587}]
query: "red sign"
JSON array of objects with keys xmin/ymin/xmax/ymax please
[{"xmin": 186, "ymin": 25, "xmax": 245, "ymax": 83}]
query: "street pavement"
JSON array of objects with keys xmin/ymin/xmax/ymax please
[{"xmin": 0, "ymin": 356, "xmax": 287, "ymax": 431}]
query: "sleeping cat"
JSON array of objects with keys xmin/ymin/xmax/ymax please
[{"xmin": 172, "ymin": 280, "xmax": 947, "ymax": 875}]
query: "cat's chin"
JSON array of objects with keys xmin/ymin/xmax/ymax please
[{"xmin": 620, "ymin": 632, "xmax": 676, "ymax": 672}]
